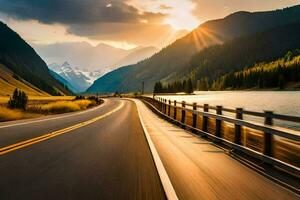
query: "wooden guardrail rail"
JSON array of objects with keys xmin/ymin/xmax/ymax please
[{"xmin": 140, "ymin": 96, "xmax": 300, "ymax": 176}]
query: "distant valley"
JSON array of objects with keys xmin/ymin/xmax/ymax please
[
  {"xmin": 0, "ymin": 21, "xmax": 71, "ymax": 96},
  {"xmin": 35, "ymin": 43, "xmax": 158, "ymax": 93}
]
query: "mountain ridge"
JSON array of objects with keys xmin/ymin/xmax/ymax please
[
  {"xmin": 87, "ymin": 5, "xmax": 300, "ymax": 93},
  {"xmin": 0, "ymin": 21, "xmax": 71, "ymax": 95}
]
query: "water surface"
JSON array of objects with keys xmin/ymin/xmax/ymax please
[{"xmin": 157, "ymin": 91, "xmax": 300, "ymax": 130}]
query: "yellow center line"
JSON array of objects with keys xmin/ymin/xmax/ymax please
[{"xmin": 0, "ymin": 102, "xmax": 124, "ymax": 155}]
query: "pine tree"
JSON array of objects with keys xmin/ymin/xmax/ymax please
[
  {"xmin": 185, "ymin": 78, "xmax": 194, "ymax": 94},
  {"xmin": 278, "ymin": 75, "xmax": 285, "ymax": 89}
]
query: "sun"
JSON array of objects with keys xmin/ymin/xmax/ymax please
[
  {"xmin": 162, "ymin": 1, "xmax": 200, "ymax": 31},
  {"xmin": 165, "ymin": 16, "xmax": 199, "ymax": 31}
]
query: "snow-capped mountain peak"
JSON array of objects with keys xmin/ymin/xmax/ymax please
[{"xmin": 48, "ymin": 62, "xmax": 102, "ymax": 92}]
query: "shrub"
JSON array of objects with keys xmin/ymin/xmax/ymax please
[
  {"xmin": 8, "ymin": 89, "xmax": 28, "ymax": 110},
  {"xmin": 87, "ymin": 96, "xmax": 102, "ymax": 104},
  {"xmin": 74, "ymin": 95, "xmax": 85, "ymax": 100}
]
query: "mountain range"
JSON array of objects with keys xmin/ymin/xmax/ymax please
[
  {"xmin": 34, "ymin": 42, "xmax": 158, "ymax": 72},
  {"xmin": 48, "ymin": 62, "xmax": 102, "ymax": 93},
  {"xmin": 87, "ymin": 5, "xmax": 300, "ymax": 93}
]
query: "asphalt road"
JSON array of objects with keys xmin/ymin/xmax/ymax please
[{"xmin": 0, "ymin": 99, "xmax": 165, "ymax": 200}]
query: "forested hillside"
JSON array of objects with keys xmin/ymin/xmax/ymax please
[
  {"xmin": 156, "ymin": 23, "xmax": 300, "ymax": 92},
  {"xmin": 88, "ymin": 5, "xmax": 300, "ymax": 93},
  {"xmin": 186, "ymin": 22, "xmax": 300, "ymax": 83},
  {"xmin": 212, "ymin": 51, "xmax": 300, "ymax": 90},
  {"xmin": 0, "ymin": 21, "xmax": 71, "ymax": 95},
  {"xmin": 0, "ymin": 64, "xmax": 49, "ymax": 96}
]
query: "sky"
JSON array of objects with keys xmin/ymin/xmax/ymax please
[{"xmin": 0, "ymin": 0, "xmax": 299, "ymax": 50}]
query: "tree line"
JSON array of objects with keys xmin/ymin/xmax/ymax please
[{"xmin": 154, "ymin": 78, "xmax": 194, "ymax": 94}]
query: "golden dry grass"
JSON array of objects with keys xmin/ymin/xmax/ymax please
[
  {"xmin": 28, "ymin": 96, "xmax": 74, "ymax": 101},
  {"xmin": 0, "ymin": 95, "xmax": 75, "ymax": 106},
  {"xmin": 0, "ymin": 107, "xmax": 41, "ymax": 122},
  {"xmin": 29, "ymin": 100, "xmax": 95, "ymax": 114},
  {"xmin": 0, "ymin": 98, "xmax": 97, "ymax": 122},
  {"xmin": 0, "ymin": 96, "xmax": 8, "ymax": 104}
]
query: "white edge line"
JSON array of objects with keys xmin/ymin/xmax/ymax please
[
  {"xmin": 0, "ymin": 99, "xmax": 107, "ymax": 129},
  {"xmin": 131, "ymin": 99, "xmax": 179, "ymax": 200}
]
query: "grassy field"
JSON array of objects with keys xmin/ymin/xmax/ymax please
[
  {"xmin": 0, "ymin": 96, "xmax": 100, "ymax": 122},
  {"xmin": 0, "ymin": 107, "xmax": 42, "ymax": 122},
  {"xmin": 28, "ymin": 100, "xmax": 96, "ymax": 114}
]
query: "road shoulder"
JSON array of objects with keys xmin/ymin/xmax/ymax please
[{"xmin": 133, "ymin": 98, "xmax": 299, "ymax": 200}]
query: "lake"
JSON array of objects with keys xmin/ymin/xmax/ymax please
[{"xmin": 157, "ymin": 91, "xmax": 300, "ymax": 130}]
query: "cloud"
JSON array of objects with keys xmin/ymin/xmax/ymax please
[
  {"xmin": 0, "ymin": 0, "xmax": 177, "ymax": 47},
  {"xmin": 160, "ymin": 4, "xmax": 173, "ymax": 10},
  {"xmin": 0, "ymin": 0, "xmax": 167, "ymax": 25},
  {"xmin": 67, "ymin": 22, "xmax": 188, "ymax": 47}
]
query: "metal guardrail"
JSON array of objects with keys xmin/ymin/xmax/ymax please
[
  {"xmin": 164, "ymin": 99, "xmax": 300, "ymax": 123},
  {"xmin": 140, "ymin": 96, "xmax": 300, "ymax": 176}
]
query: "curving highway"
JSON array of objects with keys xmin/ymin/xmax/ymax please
[{"xmin": 0, "ymin": 99, "xmax": 165, "ymax": 200}]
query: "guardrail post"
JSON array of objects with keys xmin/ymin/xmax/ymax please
[
  {"xmin": 202, "ymin": 104, "xmax": 209, "ymax": 134},
  {"xmin": 234, "ymin": 108, "xmax": 243, "ymax": 145},
  {"xmin": 181, "ymin": 101, "xmax": 186, "ymax": 129},
  {"xmin": 215, "ymin": 106, "xmax": 222, "ymax": 138},
  {"xmin": 168, "ymin": 100, "xmax": 171, "ymax": 116},
  {"xmin": 165, "ymin": 99, "xmax": 167, "ymax": 114},
  {"xmin": 263, "ymin": 111, "xmax": 273, "ymax": 156},
  {"xmin": 174, "ymin": 100, "xmax": 177, "ymax": 120},
  {"xmin": 192, "ymin": 103, "xmax": 197, "ymax": 133},
  {"xmin": 163, "ymin": 99, "xmax": 166, "ymax": 114},
  {"xmin": 157, "ymin": 98, "xmax": 161, "ymax": 111}
]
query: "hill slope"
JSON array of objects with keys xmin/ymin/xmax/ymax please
[
  {"xmin": 0, "ymin": 21, "xmax": 72, "ymax": 95},
  {"xmin": 187, "ymin": 22, "xmax": 300, "ymax": 82},
  {"xmin": 88, "ymin": 5, "xmax": 300, "ymax": 93},
  {"xmin": 0, "ymin": 64, "xmax": 49, "ymax": 96}
]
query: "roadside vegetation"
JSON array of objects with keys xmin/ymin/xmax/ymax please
[
  {"xmin": 0, "ymin": 89, "xmax": 103, "ymax": 122},
  {"xmin": 0, "ymin": 106, "xmax": 40, "ymax": 122},
  {"xmin": 29, "ymin": 99, "xmax": 95, "ymax": 114}
]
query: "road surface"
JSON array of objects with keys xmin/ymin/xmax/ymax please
[
  {"xmin": 0, "ymin": 99, "xmax": 165, "ymax": 200},
  {"xmin": 0, "ymin": 98, "xmax": 299, "ymax": 200}
]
